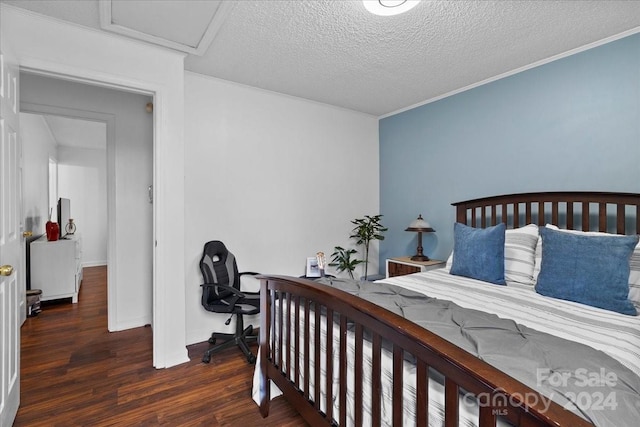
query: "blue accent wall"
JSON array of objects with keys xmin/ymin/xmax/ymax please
[{"xmin": 379, "ymin": 33, "xmax": 640, "ymax": 269}]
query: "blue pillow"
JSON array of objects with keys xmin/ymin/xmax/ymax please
[
  {"xmin": 450, "ymin": 222, "xmax": 506, "ymax": 285},
  {"xmin": 535, "ymin": 227, "xmax": 639, "ymax": 316}
]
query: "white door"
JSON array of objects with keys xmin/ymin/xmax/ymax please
[{"xmin": 0, "ymin": 37, "xmax": 22, "ymax": 426}]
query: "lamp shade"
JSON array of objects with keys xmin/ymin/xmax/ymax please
[{"xmin": 405, "ymin": 215, "xmax": 434, "ymax": 232}]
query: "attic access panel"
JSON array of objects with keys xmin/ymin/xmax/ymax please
[{"xmin": 99, "ymin": 0, "xmax": 233, "ymax": 55}]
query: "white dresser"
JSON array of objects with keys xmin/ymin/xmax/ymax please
[{"xmin": 30, "ymin": 234, "xmax": 83, "ymax": 303}]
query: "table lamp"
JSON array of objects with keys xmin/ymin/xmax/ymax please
[{"xmin": 405, "ymin": 214, "xmax": 435, "ymax": 261}]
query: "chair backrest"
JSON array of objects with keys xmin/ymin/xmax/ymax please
[{"xmin": 199, "ymin": 241, "xmax": 240, "ymax": 308}]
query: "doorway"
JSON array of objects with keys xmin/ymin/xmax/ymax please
[{"xmin": 20, "ymin": 72, "xmax": 154, "ymax": 334}]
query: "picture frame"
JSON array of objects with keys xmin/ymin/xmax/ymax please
[{"xmin": 305, "ymin": 256, "xmax": 321, "ymax": 278}]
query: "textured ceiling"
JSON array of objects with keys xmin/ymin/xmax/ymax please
[{"xmin": 4, "ymin": 0, "xmax": 640, "ymax": 116}]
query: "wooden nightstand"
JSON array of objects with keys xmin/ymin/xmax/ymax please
[{"xmin": 386, "ymin": 257, "xmax": 446, "ymax": 278}]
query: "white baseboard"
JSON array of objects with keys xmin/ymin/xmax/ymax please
[{"xmin": 82, "ymin": 261, "xmax": 107, "ymax": 268}]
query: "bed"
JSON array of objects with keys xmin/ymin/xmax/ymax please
[{"xmin": 253, "ymin": 192, "xmax": 640, "ymax": 426}]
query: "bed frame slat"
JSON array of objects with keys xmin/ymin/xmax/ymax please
[
  {"xmin": 314, "ymin": 305, "xmax": 321, "ymax": 410},
  {"xmin": 582, "ymin": 202, "xmax": 590, "ymax": 231},
  {"xmin": 294, "ymin": 295, "xmax": 300, "ymax": 388},
  {"xmin": 258, "ymin": 287, "xmax": 271, "ymax": 417},
  {"xmin": 479, "ymin": 404, "xmax": 496, "ymax": 427},
  {"xmin": 304, "ymin": 299, "xmax": 310, "ymax": 398},
  {"xmin": 567, "ymin": 202, "xmax": 574, "ymax": 229},
  {"xmin": 339, "ymin": 315, "xmax": 347, "ymax": 426},
  {"xmin": 354, "ymin": 324, "xmax": 363, "ymax": 427},
  {"xmin": 268, "ymin": 289, "xmax": 274, "ymax": 353},
  {"xmin": 525, "ymin": 202, "xmax": 532, "ymax": 224},
  {"xmin": 444, "ymin": 377, "xmax": 459, "ymax": 427},
  {"xmin": 617, "ymin": 204, "xmax": 625, "ymax": 234},
  {"xmin": 513, "ymin": 203, "xmax": 520, "ymax": 228},
  {"xmin": 416, "ymin": 359, "xmax": 428, "ymax": 427},
  {"xmin": 481, "ymin": 206, "xmax": 487, "ymax": 228},
  {"xmin": 277, "ymin": 291, "xmax": 283, "ymax": 369},
  {"xmin": 392, "ymin": 346, "xmax": 403, "ymax": 426},
  {"xmin": 372, "ymin": 332, "xmax": 382, "ymax": 425},
  {"xmin": 325, "ymin": 307, "xmax": 334, "ymax": 422},
  {"xmin": 599, "ymin": 203, "xmax": 607, "ymax": 232},
  {"xmin": 285, "ymin": 293, "xmax": 291, "ymax": 378}
]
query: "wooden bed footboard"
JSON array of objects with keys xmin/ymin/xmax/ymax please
[{"xmin": 257, "ymin": 275, "xmax": 592, "ymax": 427}]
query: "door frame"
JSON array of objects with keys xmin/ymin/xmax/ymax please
[
  {"xmin": 16, "ymin": 63, "xmax": 186, "ymax": 368},
  {"xmin": 18, "ymin": 63, "xmax": 179, "ymax": 367}
]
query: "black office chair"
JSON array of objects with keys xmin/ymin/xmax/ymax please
[{"xmin": 199, "ymin": 240, "xmax": 260, "ymax": 364}]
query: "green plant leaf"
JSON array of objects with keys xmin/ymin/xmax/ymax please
[{"xmin": 348, "ymin": 214, "xmax": 387, "ymax": 280}]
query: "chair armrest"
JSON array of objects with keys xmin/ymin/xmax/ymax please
[
  {"xmin": 200, "ymin": 283, "xmax": 246, "ymax": 298},
  {"xmin": 239, "ymin": 271, "xmax": 260, "ymax": 276}
]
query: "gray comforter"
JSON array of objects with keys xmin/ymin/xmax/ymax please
[{"xmin": 316, "ymin": 277, "xmax": 640, "ymax": 427}]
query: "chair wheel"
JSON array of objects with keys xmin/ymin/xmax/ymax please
[
  {"xmin": 202, "ymin": 354, "xmax": 211, "ymax": 363},
  {"xmin": 208, "ymin": 337, "xmax": 216, "ymax": 344},
  {"xmin": 247, "ymin": 354, "xmax": 256, "ymax": 364}
]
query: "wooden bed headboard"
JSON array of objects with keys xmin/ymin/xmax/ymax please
[{"xmin": 452, "ymin": 191, "xmax": 640, "ymax": 235}]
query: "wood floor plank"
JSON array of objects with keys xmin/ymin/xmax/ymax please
[{"xmin": 15, "ymin": 266, "xmax": 306, "ymax": 426}]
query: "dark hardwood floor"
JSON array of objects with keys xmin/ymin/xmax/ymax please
[{"xmin": 15, "ymin": 266, "xmax": 306, "ymax": 426}]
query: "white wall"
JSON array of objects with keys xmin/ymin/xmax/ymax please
[
  {"xmin": 57, "ymin": 146, "xmax": 107, "ymax": 266},
  {"xmin": 20, "ymin": 113, "xmax": 57, "ymax": 236},
  {"xmin": 184, "ymin": 73, "xmax": 379, "ymax": 344}
]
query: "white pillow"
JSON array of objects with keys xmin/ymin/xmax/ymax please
[
  {"xmin": 504, "ymin": 224, "xmax": 539, "ymax": 285},
  {"xmin": 542, "ymin": 224, "xmax": 640, "ymax": 309},
  {"xmin": 446, "ymin": 224, "xmax": 539, "ymax": 286}
]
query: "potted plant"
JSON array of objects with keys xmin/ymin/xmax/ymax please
[
  {"xmin": 350, "ymin": 214, "xmax": 387, "ymax": 280},
  {"xmin": 329, "ymin": 246, "xmax": 362, "ymax": 279}
]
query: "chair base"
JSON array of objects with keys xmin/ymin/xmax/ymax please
[{"xmin": 202, "ymin": 314, "xmax": 257, "ymax": 364}]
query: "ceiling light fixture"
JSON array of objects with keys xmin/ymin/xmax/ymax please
[{"xmin": 363, "ymin": 0, "xmax": 421, "ymax": 16}]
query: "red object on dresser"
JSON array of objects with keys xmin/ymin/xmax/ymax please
[{"xmin": 45, "ymin": 221, "xmax": 59, "ymax": 241}]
